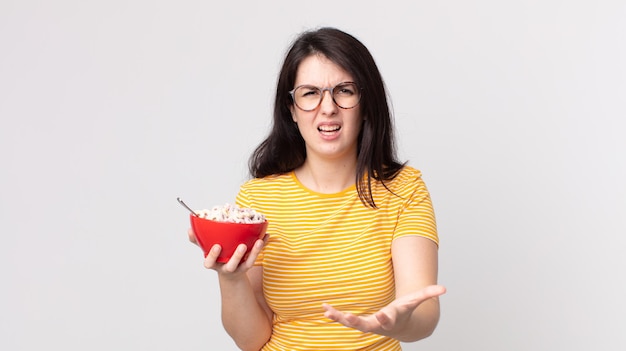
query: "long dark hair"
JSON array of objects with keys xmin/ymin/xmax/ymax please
[{"xmin": 249, "ymin": 27, "xmax": 404, "ymax": 208}]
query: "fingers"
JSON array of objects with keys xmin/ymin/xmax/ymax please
[
  {"xmin": 222, "ymin": 244, "xmax": 248, "ymax": 272},
  {"xmin": 187, "ymin": 228, "xmax": 198, "ymax": 245},
  {"xmin": 374, "ymin": 310, "xmax": 394, "ymax": 331},
  {"xmin": 200, "ymin": 235, "xmax": 269, "ymax": 274},
  {"xmin": 205, "ymin": 241, "xmax": 260, "ymax": 272},
  {"xmin": 409, "ymin": 285, "xmax": 446, "ymax": 304},
  {"xmin": 203, "ymin": 244, "xmax": 222, "ymax": 269},
  {"xmin": 385, "ymin": 285, "xmax": 446, "ymax": 319},
  {"xmin": 323, "ymin": 303, "xmax": 375, "ymax": 332},
  {"xmin": 243, "ymin": 238, "xmax": 265, "ymax": 267},
  {"xmin": 322, "ymin": 303, "xmax": 336, "ymax": 319},
  {"xmin": 323, "ymin": 303, "xmax": 347, "ymax": 324},
  {"xmin": 323, "ymin": 303, "xmax": 348, "ymax": 324}
]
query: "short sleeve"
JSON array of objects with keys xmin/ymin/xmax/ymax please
[{"xmin": 393, "ymin": 175, "xmax": 439, "ymax": 246}]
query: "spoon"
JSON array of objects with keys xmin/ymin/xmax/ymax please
[{"xmin": 177, "ymin": 197, "xmax": 199, "ymax": 216}]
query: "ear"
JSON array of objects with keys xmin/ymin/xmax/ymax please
[{"xmin": 290, "ymin": 106, "xmax": 297, "ymax": 122}]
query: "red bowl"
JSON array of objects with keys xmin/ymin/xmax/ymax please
[{"xmin": 189, "ymin": 214, "xmax": 268, "ymax": 263}]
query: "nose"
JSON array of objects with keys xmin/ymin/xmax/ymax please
[{"xmin": 319, "ymin": 88, "xmax": 338, "ymax": 113}]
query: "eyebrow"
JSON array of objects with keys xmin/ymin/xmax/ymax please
[{"xmin": 293, "ymin": 81, "xmax": 355, "ymax": 88}]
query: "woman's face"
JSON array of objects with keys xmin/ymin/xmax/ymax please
[{"xmin": 290, "ymin": 54, "xmax": 363, "ymax": 163}]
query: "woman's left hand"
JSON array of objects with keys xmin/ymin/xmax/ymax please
[{"xmin": 322, "ymin": 285, "xmax": 446, "ymax": 337}]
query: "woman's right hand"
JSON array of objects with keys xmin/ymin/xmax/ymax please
[
  {"xmin": 187, "ymin": 228, "xmax": 199, "ymax": 246},
  {"xmin": 188, "ymin": 228, "xmax": 267, "ymax": 276}
]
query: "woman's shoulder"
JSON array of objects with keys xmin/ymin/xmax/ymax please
[
  {"xmin": 240, "ymin": 172, "xmax": 294, "ymax": 190},
  {"xmin": 378, "ymin": 165, "xmax": 428, "ymax": 196},
  {"xmin": 388, "ymin": 165, "xmax": 424, "ymax": 187},
  {"xmin": 395, "ymin": 164, "xmax": 423, "ymax": 181}
]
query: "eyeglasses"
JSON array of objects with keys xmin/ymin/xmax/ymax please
[{"xmin": 289, "ymin": 82, "xmax": 361, "ymax": 111}]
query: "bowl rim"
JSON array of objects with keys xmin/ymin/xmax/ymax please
[{"xmin": 190, "ymin": 214, "xmax": 268, "ymax": 226}]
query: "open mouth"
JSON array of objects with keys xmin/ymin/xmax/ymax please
[{"xmin": 318, "ymin": 125, "xmax": 341, "ymax": 133}]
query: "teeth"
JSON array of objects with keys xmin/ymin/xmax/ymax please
[{"xmin": 318, "ymin": 125, "xmax": 340, "ymax": 132}]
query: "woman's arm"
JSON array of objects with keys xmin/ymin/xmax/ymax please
[
  {"xmin": 323, "ymin": 235, "xmax": 444, "ymax": 342},
  {"xmin": 218, "ymin": 263, "xmax": 273, "ymax": 350},
  {"xmin": 190, "ymin": 230, "xmax": 274, "ymax": 351},
  {"xmin": 388, "ymin": 235, "xmax": 442, "ymax": 341}
]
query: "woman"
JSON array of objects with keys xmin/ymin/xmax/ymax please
[{"xmin": 189, "ymin": 27, "xmax": 445, "ymax": 351}]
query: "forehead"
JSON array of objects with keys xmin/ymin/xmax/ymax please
[{"xmin": 294, "ymin": 54, "xmax": 353, "ymax": 86}]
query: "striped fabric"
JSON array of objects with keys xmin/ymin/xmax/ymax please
[{"xmin": 235, "ymin": 166, "xmax": 438, "ymax": 350}]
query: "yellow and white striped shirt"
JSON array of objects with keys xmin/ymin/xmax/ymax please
[{"xmin": 236, "ymin": 166, "xmax": 438, "ymax": 350}]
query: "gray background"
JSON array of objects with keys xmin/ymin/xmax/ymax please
[{"xmin": 1, "ymin": 1, "xmax": 625, "ymax": 350}]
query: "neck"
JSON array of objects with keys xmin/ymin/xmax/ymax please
[{"xmin": 295, "ymin": 154, "xmax": 357, "ymax": 194}]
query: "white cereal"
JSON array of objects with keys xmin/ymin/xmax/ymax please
[{"xmin": 196, "ymin": 203, "xmax": 265, "ymax": 224}]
